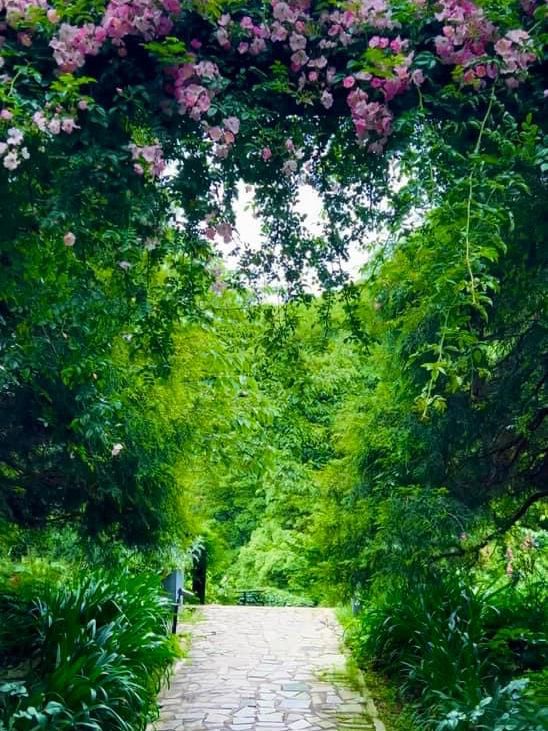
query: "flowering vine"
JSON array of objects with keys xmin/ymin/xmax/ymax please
[{"xmin": 0, "ymin": 1, "xmax": 544, "ymax": 184}]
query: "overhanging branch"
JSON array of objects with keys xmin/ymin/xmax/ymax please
[{"xmin": 433, "ymin": 489, "xmax": 548, "ymax": 562}]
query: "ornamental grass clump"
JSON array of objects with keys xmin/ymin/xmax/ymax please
[
  {"xmin": 0, "ymin": 566, "xmax": 178, "ymax": 730},
  {"xmin": 351, "ymin": 575, "xmax": 547, "ymax": 730}
]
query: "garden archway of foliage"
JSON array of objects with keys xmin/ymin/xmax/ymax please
[
  {"xmin": 0, "ymin": 0, "xmax": 546, "ymax": 555},
  {"xmin": 0, "ymin": 2, "xmax": 547, "ymax": 729}
]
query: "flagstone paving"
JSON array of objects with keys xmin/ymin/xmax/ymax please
[{"xmin": 152, "ymin": 605, "xmax": 385, "ymax": 731}]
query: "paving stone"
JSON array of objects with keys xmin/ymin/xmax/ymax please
[{"xmin": 152, "ymin": 606, "xmax": 384, "ymax": 731}]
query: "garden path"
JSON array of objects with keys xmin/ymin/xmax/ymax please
[{"xmin": 152, "ymin": 605, "xmax": 385, "ymax": 731}]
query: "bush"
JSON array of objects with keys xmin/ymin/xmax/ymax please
[
  {"xmin": 350, "ymin": 575, "xmax": 546, "ymax": 730},
  {"xmin": 0, "ymin": 565, "xmax": 177, "ymax": 730},
  {"xmin": 262, "ymin": 587, "xmax": 314, "ymax": 607},
  {"xmin": 435, "ymin": 679, "xmax": 547, "ymax": 731}
]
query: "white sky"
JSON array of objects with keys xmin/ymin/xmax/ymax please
[{"xmin": 217, "ymin": 181, "xmax": 372, "ymax": 292}]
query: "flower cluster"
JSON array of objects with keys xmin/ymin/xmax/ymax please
[
  {"xmin": 346, "ymin": 90, "xmax": 393, "ymax": 151},
  {"xmin": 0, "ymin": 122, "xmax": 29, "ymax": 170},
  {"xmin": 50, "ymin": 23, "xmax": 106, "ymax": 72},
  {"xmin": 204, "ymin": 219, "xmax": 234, "ymax": 244},
  {"xmin": 434, "ymin": 0, "xmax": 537, "ymax": 87},
  {"xmin": 0, "ymin": 0, "xmax": 541, "ymax": 179},
  {"xmin": 204, "ymin": 116, "xmax": 241, "ymax": 159},
  {"xmin": 47, "ymin": 0, "xmax": 181, "ymax": 72},
  {"xmin": 32, "ymin": 108, "xmax": 80, "ymax": 135},
  {"xmin": 166, "ymin": 59, "xmax": 220, "ymax": 121},
  {"xmin": 102, "ymin": 0, "xmax": 177, "ymax": 43},
  {"xmin": 128, "ymin": 141, "xmax": 166, "ymax": 177},
  {"xmin": 0, "ymin": 0, "xmax": 48, "ymax": 25},
  {"xmin": 495, "ymin": 29, "xmax": 536, "ymax": 85}
]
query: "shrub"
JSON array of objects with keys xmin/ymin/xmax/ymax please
[
  {"xmin": 435, "ymin": 679, "xmax": 547, "ymax": 731},
  {"xmin": 350, "ymin": 575, "xmax": 546, "ymax": 730},
  {"xmin": 0, "ymin": 566, "xmax": 177, "ymax": 730}
]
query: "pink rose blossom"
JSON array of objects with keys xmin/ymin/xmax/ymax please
[
  {"xmin": 208, "ymin": 126, "xmax": 223, "ymax": 142},
  {"xmin": 320, "ymin": 90, "xmax": 334, "ymax": 109},
  {"xmin": 3, "ymin": 152, "xmax": 18, "ymax": 170},
  {"xmin": 224, "ymin": 116, "xmax": 240, "ymax": 134},
  {"xmin": 63, "ymin": 231, "xmax": 76, "ymax": 247}
]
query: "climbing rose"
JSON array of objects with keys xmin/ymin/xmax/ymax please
[
  {"xmin": 111, "ymin": 443, "xmax": 124, "ymax": 456},
  {"xmin": 63, "ymin": 231, "xmax": 76, "ymax": 247},
  {"xmin": 224, "ymin": 116, "xmax": 240, "ymax": 134},
  {"xmin": 3, "ymin": 152, "xmax": 19, "ymax": 170},
  {"xmin": 321, "ymin": 90, "xmax": 334, "ymax": 109}
]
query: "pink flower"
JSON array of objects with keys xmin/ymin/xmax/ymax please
[
  {"xmin": 224, "ymin": 116, "xmax": 240, "ymax": 134},
  {"xmin": 32, "ymin": 111, "xmax": 48, "ymax": 131},
  {"xmin": 216, "ymin": 222, "xmax": 233, "ymax": 243},
  {"xmin": 190, "ymin": 38, "xmax": 202, "ymax": 49},
  {"xmin": 18, "ymin": 32, "xmax": 32, "ymax": 47},
  {"xmin": 163, "ymin": 0, "xmax": 181, "ymax": 13},
  {"xmin": 308, "ymin": 71, "xmax": 318, "ymax": 82},
  {"xmin": 63, "ymin": 231, "xmax": 76, "ymax": 247},
  {"xmin": 270, "ymin": 21, "xmax": 287, "ymax": 42},
  {"xmin": 320, "ymin": 90, "xmax": 333, "ymax": 109},
  {"xmin": 309, "ymin": 55, "xmax": 327, "ymax": 69},
  {"xmin": 47, "ymin": 8, "xmax": 60, "ymax": 23},
  {"xmin": 262, "ymin": 146, "xmax": 272, "ymax": 161},
  {"xmin": 0, "ymin": 109, "xmax": 13, "ymax": 120},
  {"xmin": 208, "ymin": 126, "xmax": 223, "ymax": 142},
  {"xmin": 249, "ymin": 37, "xmax": 266, "ymax": 54},
  {"xmin": 7, "ymin": 128, "xmax": 23, "ymax": 145},
  {"xmin": 3, "ymin": 152, "xmax": 18, "ymax": 170},
  {"xmin": 238, "ymin": 41, "xmax": 249, "ymax": 53},
  {"xmin": 240, "ymin": 15, "xmax": 254, "ymax": 30},
  {"xmin": 289, "ymin": 32, "xmax": 307, "ymax": 52},
  {"xmin": 61, "ymin": 117, "xmax": 79, "ymax": 134},
  {"xmin": 78, "ymin": 99, "xmax": 88, "ymax": 110},
  {"xmin": 290, "ymin": 50, "xmax": 308, "ymax": 70},
  {"xmin": 214, "ymin": 144, "xmax": 229, "ymax": 158},
  {"xmin": 343, "ymin": 75, "xmax": 355, "ymax": 88},
  {"xmin": 463, "ymin": 69, "xmax": 476, "ymax": 84},
  {"xmin": 282, "ymin": 159, "xmax": 298, "ymax": 175}
]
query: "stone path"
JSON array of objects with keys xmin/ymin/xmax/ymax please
[{"xmin": 153, "ymin": 605, "xmax": 385, "ymax": 731}]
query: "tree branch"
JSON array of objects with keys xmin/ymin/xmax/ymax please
[{"xmin": 433, "ymin": 489, "xmax": 548, "ymax": 561}]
